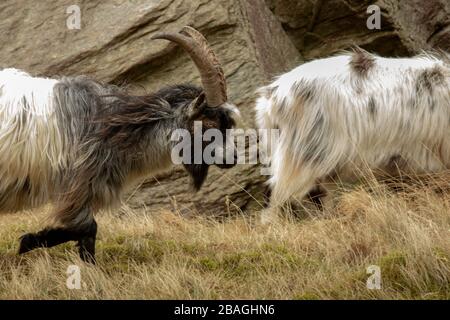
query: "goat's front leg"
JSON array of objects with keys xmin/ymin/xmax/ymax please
[
  {"xmin": 317, "ymin": 179, "xmax": 340, "ymax": 211},
  {"xmin": 77, "ymin": 220, "xmax": 97, "ymax": 264},
  {"xmin": 19, "ymin": 228, "xmax": 79, "ymax": 253},
  {"xmin": 19, "ymin": 208, "xmax": 98, "ymax": 264},
  {"xmin": 262, "ymin": 164, "xmax": 318, "ymax": 224}
]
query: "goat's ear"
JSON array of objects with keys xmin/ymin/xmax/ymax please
[{"xmin": 187, "ymin": 93, "xmax": 207, "ymax": 119}]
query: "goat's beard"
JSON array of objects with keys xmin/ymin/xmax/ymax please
[{"xmin": 183, "ymin": 163, "xmax": 210, "ymax": 191}]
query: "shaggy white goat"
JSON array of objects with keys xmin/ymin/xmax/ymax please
[{"xmin": 256, "ymin": 48, "xmax": 449, "ymax": 221}]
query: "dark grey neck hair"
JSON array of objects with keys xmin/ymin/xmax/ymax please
[
  {"xmin": 51, "ymin": 76, "xmax": 235, "ymax": 226},
  {"xmin": 14, "ymin": 26, "xmax": 237, "ymax": 263}
]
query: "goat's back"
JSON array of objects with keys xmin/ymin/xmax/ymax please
[{"xmin": 256, "ymin": 51, "xmax": 450, "ymax": 177}]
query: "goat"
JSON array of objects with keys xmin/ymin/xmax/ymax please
[
  {"xmin": 255, "ymin": 48, "xmax": 450, "ymax": 222},
  {"xmin": 0, "ymin": 27, "xmax": 239, "ymax": 263}
]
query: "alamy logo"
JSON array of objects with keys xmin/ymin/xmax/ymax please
[
  {"xmin": 366, "ymin": 265, "xmax": 382, "ymax": 290},
  {"xmin": 367, "ymin": 5, "xmax": 381, "ymax": 30},
  {"xmin": 66, "ymin": 5, "xmax": 81, "ymax": 30},
  {"xmin": 66, "ymin": 265, "xmax": 81, "ymax": 290},
  {"xmin": 171, "ymin": 122, "xmax": 279, "ymax": 175}
]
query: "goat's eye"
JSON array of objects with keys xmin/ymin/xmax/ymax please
[{"xmin": 202, "ymin": 119, "xmax": 218, "ymax": 129}]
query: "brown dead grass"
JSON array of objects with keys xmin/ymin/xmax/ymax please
[{"xmin": 0, "ymin": 174, "xmax": 449, "ymax": 299}]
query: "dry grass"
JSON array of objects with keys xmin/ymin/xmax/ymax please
[{"xmin": 0, "ymin": 174, "xmax": 449, "ymax": 299}]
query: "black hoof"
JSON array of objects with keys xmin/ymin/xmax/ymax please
[
  {"xmin": 78, "ymin": 237, "xmax": 96, "ymax": 264},
  {"xmin": 80, "ymin": 251, "xmax": 96, "ymax": 265},
  {"xmin": 18, "ymin": 233, "xmax": 39, "ymax": 254}
]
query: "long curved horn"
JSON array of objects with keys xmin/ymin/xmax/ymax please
[{"xmin": 152, "ymin": 26, "xmax": 227, "ymax": 108}]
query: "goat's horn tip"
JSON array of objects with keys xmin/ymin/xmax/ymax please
[
  {"xmin": 152, "ymin": 26, "xmax": 197, "ymax": 40},
  {"xmin": 151, "ymin": 33, "xmax": 166, "ymax": 40},
  {"xmin": 181, "ymin": 26, "xmax": 197, "ymax": 33}
]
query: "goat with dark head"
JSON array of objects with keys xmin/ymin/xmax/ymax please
[{"xmin": 0, "ymin": 26, "xmax": 239, "ymax": 263}]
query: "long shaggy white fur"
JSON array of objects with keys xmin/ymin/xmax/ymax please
[
  {"xmin": 256, "ymin": 50, "xmax": 450, "ymax": 217},
  {"xmin": 0, "ymin": 69, "xmax": 67, "ymax": 209}
]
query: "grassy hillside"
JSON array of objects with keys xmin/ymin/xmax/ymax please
[{"xmin": 0, "ymin": 174, "xmax": 449, "ymax": 299}]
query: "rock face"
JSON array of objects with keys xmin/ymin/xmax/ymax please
[
  {"xmin": 0, "ymin": 0, "xmax": 448, "ymax": 215},
  {"xmin": 267, "ymin": 0, "xmax": 450, "ymax": 59}
]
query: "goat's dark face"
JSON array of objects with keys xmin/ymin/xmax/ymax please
[
  {"xmin": 152, "ymin": 26, "xmax": 240, "ymax": 190},
  {"xmin": 174, "ymin": 91, "xmax": 239, "ymax": 190}
]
